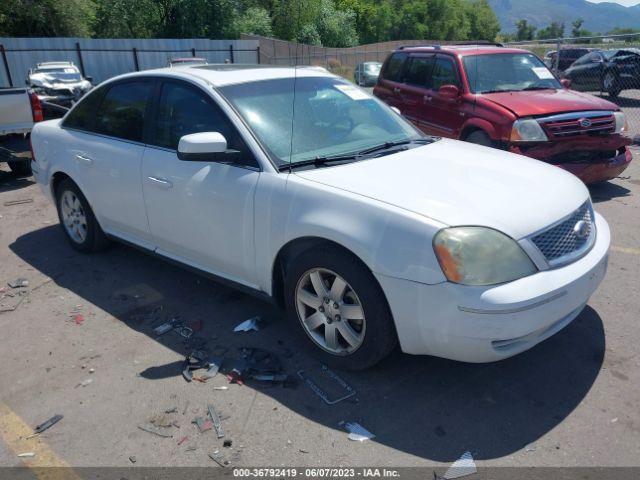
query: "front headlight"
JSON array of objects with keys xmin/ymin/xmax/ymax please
[
  {"xmin": 614, "ymin": 111, "xmax": 628, "ymax": 135},
  {"xmin": 510, "ymin": 119, "xmax": 548, "ymax": 142},
  {"xmin": 433, "ymin": 227, "xmax": 537, "ymax": 286}
]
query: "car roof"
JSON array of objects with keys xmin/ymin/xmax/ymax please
[
  {"xmin": 108, "ymin": 64, "xmax": 336, "ymax": 87},
  {"xmin": 396, "ymin": 45, "xmax": 533, "ymax": 57},
  {"xmin": 36, "ymin": 62, "xmax": 76, "ymax": 68}
]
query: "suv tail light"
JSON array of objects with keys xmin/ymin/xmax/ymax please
[{"xmin": 29, "ymin": 91, "xmax": 44, "ymax": 122}]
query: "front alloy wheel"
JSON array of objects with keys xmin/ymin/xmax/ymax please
[{"xmin": 295, "ymin": 268, "xmax": 366, "ymax": 355}]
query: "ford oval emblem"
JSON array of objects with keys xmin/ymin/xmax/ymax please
[
  {"xmin": 579, "ymin": 118, "xmax": 592, "ymax": 128},
  {"xmin": 574, "ymin": 220, "xmax": 589, "ymax": 239}
]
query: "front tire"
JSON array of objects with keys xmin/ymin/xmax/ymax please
[
  {"xmin": 465, "ymin": 130, "xmax": 495, "ymax": 148},
  {"xmin": 55, "ymin": 178, "xmax": 109, "ymax": 253},
  {"xmin": 603, "ymin": 71, "xmax": 621, "ymax": 98},
  {"xmin": 284, "ymin": 246, "xmax": 397, "ymax": 370}
]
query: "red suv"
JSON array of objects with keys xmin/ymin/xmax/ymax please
[{"xmin": 373, "ymin": 45, "xmax": 632, "ymax": 183}]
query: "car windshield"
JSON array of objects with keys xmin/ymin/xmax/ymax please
[
  {"xmin": 365, "ymin": 64, "xmax": 381, "ymax": 74},
  {"xmin": 35, "ymin": 67, "xmax": 81, "ymax": 81},
  {"xmin": 463, "ymin": 53, "xmax": 561, "ymax": 94},
  {"xmin": 219, "ymin": 76, "xmax": 424, "ymax": 167}
]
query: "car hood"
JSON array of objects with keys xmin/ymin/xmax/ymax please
[
  {"xmin": 29, "ymin": 73, "xmax": 90, "ymax": 90},
  {"xmin": 294, "ymin": 139, "xmax": 590, "ymax": 240},
  {"xmin": 482, "ymin": 88, "xmax": 618, "ymax": 117}
]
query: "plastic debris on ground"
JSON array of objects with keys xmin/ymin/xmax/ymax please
[
  {"xmin": 76, "ymin": 378, "xmax": 93, "ymax": 388},
  {"xmin": 209, "ymin": 450, "xmax": 229, "ymax": 467},
  {"xmin": 341, "ymin": 421, "xmax": 375, "ymax": 442},
  {"xmin": 129, "ymin": 456, "xmax": 137, "ymax": 463},
  {"xmin": 208, "ymin": 404, "xmax": 225, "ymax": 439},
  {"xmin": 437, "ymin": 451, "xmax": 477, "ymax": 479},
  {"xmin": 18, "ymin": 452, "xmax": 36, "ymax": 458},
  {"xmin": 7, "ymin": 278, "xmax": 29, "ymax": 289},
  {"xmin": 226, "ymin": 348, "xmax": 292, "ymax": 386},
  {"xmin": 298, "ymin": 365, "xmax": 356, "ymax": 404},
  {"xmin": 193, "ymin": 417, "xmax": 214, "ymax": 433},
  {"xmin": 233, "ymin": 316, "xmax": 263, "ymax": 332},
  {"xmin": 137, "ymin": 423, "xmax": 173, "ymax": 438},
  {"xmin": 28, "ymin": 414, "xmax": 63, "ymax": 437},
  {"xmin": 4, "ymin": 198, "xmax": 34, "ymax": 206}
]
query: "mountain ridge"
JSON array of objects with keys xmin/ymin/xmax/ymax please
[{"xmin": 488, "ymin": 0, "xmax": 640, "ymax": 34}]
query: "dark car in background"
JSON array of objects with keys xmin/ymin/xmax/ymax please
[
  {"xmin": 564, "ymin": 49, "xmax": 640, "ymax": 98},
  {"xmin": 354, "ymin": 62, "xmax": 382, "ymax": 86},
  {"xmin": 544, "ymin": 48, "xmax": 595, "ymax": 73},
  {"xmin": 373, "ymin": 44, "xmax": 632, "ymax": 184}
]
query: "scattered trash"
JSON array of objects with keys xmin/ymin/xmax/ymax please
[
  {"xmin": 299, "ymin": 449, "xmax": 309, "ymax": 454},
  {"xmin": 192, "ymin": 417, "xmax": 213, "ymax": 433},
  {"xmin": 208, "ymin": 404, "xmax": 225, "ymax": 439},
  {"xmin": 28, "ymin": 414, "xmax": 63, "ymax": 438},
  {"xmin": 436, "ymin": 451, "xmax": 477, "ymax": 480},
  {"xmin": 209, "ymin": 450, "xmax": 229, "ymax": 467},
  {"xmin": 129, "ymin": 455, "xmax": 137, "ymax": 464},
  {"xmin": 149, "ymin": 413, "xmax": 173, "ymax": 428},
  {"xmin": 73, "ymin": 314, "xmax": 85, "ymax": 325},
  {"xmin": 76, "ymin": 378, "xmax": 93, "ymax": 388},
  {"xmin": 165, "ymin": 406, "xmax": 177, "ymax": 414},
  {"xmin": 8, "ymin": 278, "xmax": 29, "ymax": 289},
  {"xmin": 88, "ymin": 368, "xmax": 95, "ymax": 374},
  {"xmin": 178, "ymin": 436, "xmax": 188, "ymax": 446},
  {"xmin": 611, "ymin": 417, "xmax": 618, "ymax": 423},
  {"xmin": 298, "ymin": 365, "xmax": 356, "ymax": 405},
  {"xmin": 341, "ymin": 421, "xmax": 375, "ymax": 442},
  {"xmin": 138, "ymin": 423, "xmax": 173, "ymax": 438},
  {"xmin": 233, "ymin": 316, "xmax": 263, "ymax": 332},
  {"xmin": 525, "ymin": 444, "xmax": 536, "ymax": 453},
  {"xmin": 182, "ymin": 350, "xmax": 212, "ymax": 383},
  {"xmin": 223, "ymin": 439, "xmax": 232, "ymax": 448},
  {"xmin": 4, "ymin": 198, "xmax": 34, "ymax": 206},
  {"xmin": 18, "ymin": 452, "xmax": 36, "ymax": 458},
  {"xmin": 153, "ymin": 318, "xmax": 180, "ymax": 336},
  {"xmin": 213, "ymin": 386, "xmax": 229, "ymax": 391}
]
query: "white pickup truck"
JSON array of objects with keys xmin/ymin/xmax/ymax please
[{"xmin": 0, "ymin": 88, "xmax": 43, "ymax": 175}]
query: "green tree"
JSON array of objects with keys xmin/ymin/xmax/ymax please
[
  {"xmin": 570, "ymin": 18, "xmax": 591, "ymax": 38},
  {"xmin": 93, "ymin": 0, "xmax": 161, "ymax": 38},
  {"xmin": 316, "ymin": 0, "xmax": 359, "ymax": 47},
  {"xmin": 0, "ymin": 0, "xmax": 95, "ymax": 37},
  {"xmin": 234, "ymin": 6, "xmax": 273, "ymax": 37},
  {"xmin": 537, "ymin": 21, "xmax": 564, "ymax": 40},
  {"xmin": 297, "ymin": 23, "xmax": 321, "ymax": 45},
  {"xmin": 515, "ymin": 19, "xmax": 536, "ymax": 41},
  {"xmin": 465, "ymin": 0, "xmax": 500, "ymax": 42}
]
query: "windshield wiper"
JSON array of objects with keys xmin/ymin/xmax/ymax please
[
  {"xmin": 480, "ymin": 89, "xmax": 514, "ymax": 94},
  {"xmin": 522, "ymin": 85, "xmax": 555, "ymax": 91},
  {"xmin": 356, "ymin": 138, "xmax": 433, "ymax": 156},
  {"xmin": 278, "ymin": 153, "xmax": 361, "ymax": 172},
  {"xmin": 278, "ymin": 138, "xmax": 434, "ymax": 172}
]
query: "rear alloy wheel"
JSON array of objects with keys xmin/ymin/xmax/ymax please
[
  {"xmin": 603, "ymin": 71, "xmax": 621, "ymax": 98},
  {"xmin": 55, "ymin": 179, "xmax": 109, "ymax": 253},
  {"xmin": 284, "ymin": 247, "xmax": 397, "ymax": 370}
]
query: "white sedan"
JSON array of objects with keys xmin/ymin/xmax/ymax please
[{"xmin": 30, "ymin": 65, "xmax": 610, "ymax": 369}]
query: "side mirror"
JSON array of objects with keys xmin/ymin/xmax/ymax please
[
  {"xmin": 177, "ymin": 132, "xmax": 234, "ymax": 162},
  {"xmin": 560, "ymin": 78, "xmax": 571, "ymax": 89},
  {"xmin": 390, "ymin": 106, "xmax": 401, "ymax": 115},
  {"xmin": 85, "ymin": 76, "xmax": 93, "ymax": 83},
  {"xmin": 438, "ymin": 84, "xmax": 460, "ymax": 100}
]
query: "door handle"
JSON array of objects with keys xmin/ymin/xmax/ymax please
[
  {"xmin": 147, "ymin": 176, "xmax": 173, "ymax": 189},
  {"xmin": 75, "ymin": 153, "xmax": 93, "ymax": 165},
  {"xmin": 393, "ymin": 87, "xmax": 401, "ymax": 94},
  {"xmin": 423, "ymin": 95, "xmax": 433, "ymax": 102}
]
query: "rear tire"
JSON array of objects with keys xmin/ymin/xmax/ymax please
[
  {"xmin": 8, "ymin": 161, "xmax": 32, "ymax": 176},
  {"xmin": 55, "ymin": 178, "xmax": 109, "ymax": 253},
  {"xmin": 465, "ymin": 130, "xmax": 495, "ymax": 148},
  {"xmin": 284, "ymin": 246, "xmax": 397, "ymax": 370}
]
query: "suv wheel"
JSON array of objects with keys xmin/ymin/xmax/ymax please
[
  {"xmin": 603, "ymin": 71, "xmax": 621, "ymax": 98},
  {"xmin": 465, "ymin": 130, "xmax": 495, "ymax": 148},
  {"xmin": 284, "ymin": 246, "xmax": 397, "ymax": 370},
  {"xmin": 55, "ymin": 179, "xmax": 109, "ymax": 253},
  {"xmin": 8, "ymin": 160, "xmax": 32, "ymax": 176}
]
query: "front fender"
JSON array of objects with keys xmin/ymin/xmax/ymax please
[{"xmin": 254, "ymin": 173, "xmax": 447, "ymax": 296}]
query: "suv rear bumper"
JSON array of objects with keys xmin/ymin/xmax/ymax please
[{"xmin": 509, "ymin": 136, "xmax": 633, "ymax": 184}]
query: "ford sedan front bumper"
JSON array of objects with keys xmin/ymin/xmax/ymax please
[{"xmin": 376, "ymin": 212, "xmax": 610, "ymax": 363}]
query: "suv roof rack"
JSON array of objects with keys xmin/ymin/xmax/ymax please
[{"xmin": 397, "ymin": 41, "xmax": 503, "ymax": 51}]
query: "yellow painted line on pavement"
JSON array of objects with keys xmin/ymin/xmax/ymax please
[
  {"xmin": 611, "ymin": 245, "xmax": 640, "ymax": 256},
  {"xmin": 0, "ymin": 403, "xmax": 80, "ymax": 479}
]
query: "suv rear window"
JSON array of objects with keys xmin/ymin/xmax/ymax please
[{"xmin": 381, "ymin": 52, "xmax": 408, "ymax": 82}]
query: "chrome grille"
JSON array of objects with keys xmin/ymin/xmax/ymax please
[
  {"xmin": 531, "ymin": 202, "xmax": 594, "ymax": 266},
  {"xmin": 539, "ymin": 112, "xmax": 615, "ymax": 139}
]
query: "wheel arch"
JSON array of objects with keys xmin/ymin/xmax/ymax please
[
  {"xmin": 460, "ymin": 119, "xmax": 498, "ymax": 142},
  {"xmin": 270, "ymin": 236, "xmax": 380, "ymax": 310}
]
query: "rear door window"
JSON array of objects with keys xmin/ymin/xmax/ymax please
[
  {"xmin": 381, "ymin": 52, "xmax": 408, "ymax": 82},
  {"xmin": 93, "ymin": 80, "xmax": 152, "ymax": 143},
  {"xmin": 403, "ymin": 55, "xmax": 435, "ymax": 87}
]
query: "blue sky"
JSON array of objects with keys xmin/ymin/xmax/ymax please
[{"xmin": 588, "ymin": 0, "xmax": 639, "ymax": 6}]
